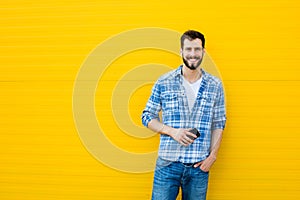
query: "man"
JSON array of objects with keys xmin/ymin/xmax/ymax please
[{"xmin": 141, "ymin": 30, "xmax": 226, "ymax": 200}]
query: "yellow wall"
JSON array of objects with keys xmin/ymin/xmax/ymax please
[{"xmin": 1, "ymin": 0, "xmax": 300, "ymax": 199}]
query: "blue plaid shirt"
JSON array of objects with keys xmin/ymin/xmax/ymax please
[{"xmin": 142, "ymin": 66, "xmax": 226, "ymax": 163}]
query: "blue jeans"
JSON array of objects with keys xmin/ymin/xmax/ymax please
[{"xmin": 152, "ymin": 157, "xmax": 209, "ymax": 200}]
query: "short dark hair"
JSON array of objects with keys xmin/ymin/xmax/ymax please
[{"xmin": 180, "ymin": 30, "xmax": 205, "ymax": 49}]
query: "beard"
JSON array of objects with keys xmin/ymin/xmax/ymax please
[{"xmin": 182, "ymin": 54, "xmax": 203, "ymax": 70}]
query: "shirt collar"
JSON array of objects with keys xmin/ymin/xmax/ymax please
[{"xmin": 175, "ymin": 65, "xmax": 207, "ymax": 80}]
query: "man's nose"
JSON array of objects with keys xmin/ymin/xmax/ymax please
[{"xmin": 190, "ymin": 49, "xmax": 196, "ymax": 56}]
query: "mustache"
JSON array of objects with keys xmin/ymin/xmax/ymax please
[{"xmin": 186, "ymin": 56, "xmax": 201, "ymax": 59}]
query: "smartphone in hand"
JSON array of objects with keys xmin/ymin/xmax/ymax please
[{"xmin": 187, "ymin": 128, "xmax": 200, "ymax": 139}]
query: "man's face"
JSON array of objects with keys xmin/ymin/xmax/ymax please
[{"xmin": 181, "ymin": 38, "xmax": 204, "ymax": 70}]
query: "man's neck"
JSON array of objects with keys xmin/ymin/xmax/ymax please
[{"xmin": 182, "ymin": 65, "xmax": 202, "ymax": 84}]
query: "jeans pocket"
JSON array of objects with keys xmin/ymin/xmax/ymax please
[
  {"xmin": 155, "ymin": 157, "xmax": 173, "ymax": 170},
  {"xmin": 198, "ymin": 166, "xmax": 209, "ymax": 174}
]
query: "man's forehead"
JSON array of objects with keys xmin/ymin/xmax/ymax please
[{"xmin": 183, "ymin": 38, "xmax": 202, "ymax": 47}]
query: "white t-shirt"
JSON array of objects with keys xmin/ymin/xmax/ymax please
[{"xmin": 182, "ymin": 76, "xmax": 202, "ymax": 112}]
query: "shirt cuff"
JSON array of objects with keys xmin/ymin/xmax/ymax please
[
  {"xmin": 212, "ymin": 119, "xmax": 226, "ymax": 130},
  {"xmin": 142, "ymin": 112, "xmax": 159, "ymax": 127}
]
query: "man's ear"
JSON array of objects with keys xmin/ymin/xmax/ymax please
[{"xmin": 180, "ymin": 48, "xmax": 183, "ymax": 55}]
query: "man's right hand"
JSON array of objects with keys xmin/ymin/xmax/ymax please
[{"xmin": 170, "ymin": 128, "xmax": 198, "ymax": 146}]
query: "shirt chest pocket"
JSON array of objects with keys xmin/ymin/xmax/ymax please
[
  {"xmin": 199, "ymin": 94, "xmax": 214, "ymax": 114},
  {"xmin": 161, "ymin": 92, "xmax": 179, "ymax": 112}
]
